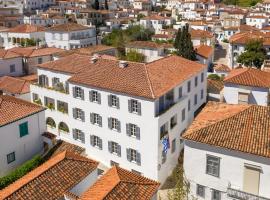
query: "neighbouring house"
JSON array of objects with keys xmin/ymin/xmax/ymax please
[
  {"xmin": 30, "ymin": 54, "xmax": 207, "ymax": 184},
  {"xmin": 1, "ymin": 24, "xmax": 45, "ymax": 49},
  {"xmin": 0, "ymin": 49, "xmax": 23, "ymax": 77},
  {"xmin": 45, "ymin": 23, "xmax": 97, "ymax": 50},
  {"xmin": 140, "ymin": 15, "xmax": 174, "ymax": 34},
  {"xmin": 0, "ymin": 76, "xmax": 31, "ymax": 100},
  {"xmin": 195, "ymin": 44, "xmax": 214, "ymax": 69},
  {"xmin": 133, "ymin": 0, "xmax": 152, "ymax": 11},
  {"xmin": 183, "ymin": 102, "xmax": 270, "ymax": 200},
  {"xmin": 207, "ymin": 79, "xmax": 224, "ymax": 101},
  {"xmin": 0, "ymin": 95, "xmax": 46, "ymax": 177},
  {"xmin": 213, "ymin": 63, "xmax": 231, "ymax": 77},
  {"xmin": 223, "ymin": 68, "xmax": 270, "ymax": 106},
  {"xmin": 190, "ymin": 29, "xmax": 215, "ymax": 47},
  {"xmin": 0, "ymin": 150, "xmax": 99, "ymax": 199},
  {"xmin": 246, "ymin": 15, "xmax": 269, "ymax": 29},
  {"xmin": 125, "ymin": 41, "xmax": 167, "ymax": 62}
]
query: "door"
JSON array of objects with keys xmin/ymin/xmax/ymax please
[{"xmin": 243, "ymin": 165, "xmax": 260, "ymax": 195}]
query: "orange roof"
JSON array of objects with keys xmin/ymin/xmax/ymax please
[
  {"xmin": 224, "ymin": 68, "xmax": 270, "ymax": 88},
  {"xmin": 214, "ymin": 63, "xmax": 231, "ymax": 72},
  {"xmin": 47, "ymin": 23, "xmax": 92, "ymax": 32},
  {"xmin": 0, "ymin": 49, "xmax": 21, "ymax": 59},
  {"xmin": 80, "ymin": 166, "xmax": 160, "ymax": 200},
  {"xmin": 0, "ymin": 95, "xmax": 45, "ymax": 127},
  {"xmin": 0, "ymin": 151, "xmax": 98, "ymax": 200},
  {"xmin": 190, "ymin": 29, "xmax": 214, "ymax": 39},
  {"xmin": 142, "ymin": 15, "xmax": 171, "ymax": 20},
  {"xmin": 19, "ymin": 74, "xmax": 38, "ymax": 82},
  {"xmin": 0, "ymin": 76, "xmax": 30, "ymax": 94},
  {"xmin": 8, "ymin": 24, "xmax": 45, "ymax": 33},
  {"xmin": 229, "ymin": 31, "xmax": 270, "ymax": 45},
  {"xmin": 183, "ymin": 102, "xmax": 270, "ymax": 159},
  {"xmin": 195, "ymin": 44, "xmax": 213, "ymax": 58}
]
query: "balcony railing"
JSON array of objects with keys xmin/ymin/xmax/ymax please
[
  {"xmin": 32, "ymin": 83, "xmax": 69, "ymax": 94},
  {"xmin": 227, "ymin": 188, "xmax": 270, "ymax": 200}
]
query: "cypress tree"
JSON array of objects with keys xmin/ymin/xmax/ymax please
[
  {"xmin": 105, "ymin": 0, "xmax": 109, "ymax": 10},
  {"xmin": 93, "ymin": 0, "xmax": 99, "ymax": 10}
]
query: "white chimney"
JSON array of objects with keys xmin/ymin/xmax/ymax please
[
  {"xmin": 119, "ymin": 60, "xmax": 128, "ymax": 68},
  {"xmin": 91, "ymin": 56, "xmax": 97, "ymax": 63}
]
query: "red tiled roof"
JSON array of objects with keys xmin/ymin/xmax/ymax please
[
  {"xmin": 0, "ymin": 151, "xmax": 98, "ymax": 200},
  {"xmin": 229, "ymin": 31, "xmax": 270, "ymax": 45},
  {"xmin": 0, "ymin": 76, "xmax": 30, "ymax": 94},
  {"xmin": 214, "ymin": 63, "xmax": 231, "ymax": 72},
  {"xmin": 190, "ymin": 29, "xmax": 214, "ymax": 39},
  {"xmin": 0, "ymin": 95, "xmax": 45, "ymax": 127},
  {"xmin": 207, "ymin": 79, "xmax": 224, "ymax": 94},
  {"xmin": 8, "ymin": 24, "xmax": 45, "ymax": 33},
  {"xmin": 126, "ymin": 41, "xmax": 165, "ymax": 49},
  {"xmin": 0, "ymin": 49, "xmax": 21, "ymax": 59},
  {"xmin": 47, "ymin": 23, "xmax": 91, "ymax": 32},
  {"xmin": 224, "ymin": 68, "xmax": 270, "ymax": 88},
  {"xmin": 183, "ymin": 102, "xmax": 270, "ymax": 159},
  {"xmin": 80, "ymin": 166, "xmax": 160, "ymax": 200},
  {"xmin": 195, "ymin": 44, "xmax": 213, "ymax": 58}
]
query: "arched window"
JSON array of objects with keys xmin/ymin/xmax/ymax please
[
  {"xmin": 46, "ymin": 117, "xmax": 56, "ymax": 128},
  {"xmin": 58, "ymin": 122, "xmax": 69, "ymax": 133}
]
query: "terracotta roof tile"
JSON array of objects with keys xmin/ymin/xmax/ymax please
[
  {"xmin": 207, "ymin": 79, "xmax": 224, "ymax": 94},
  {"xmin": 214, "ymin": 63, "xmax": 231, "ymax": 72},
  {"xmin": 0, "ymin": 95, "xmax": 45, "ymax": 127},
  {"xmin": 80, "ymin": 166, "xmax": 160, "ymax": 200},
  {"xmin": 0, "ymin": 151, "xmax": 98, "ymax": 200},
  {"xmin": 195, "ymin": 44, "xmax": 214, "ymax": 58},
  {"xmin": 0, "ymin": 76, "xmax": 30, "ymax": 94},
  {"xmin": 190, "ymin": 29, "xmax": 214, "ymax": 39},
  {"xmin": 8, "ymin": 24, "xmax": 45, "ymax": 33},
  {"xmin": 224, "ymin": 68, "xmax": 270, "ymax": 88},
  {"xmin": 183, "ymin": 102, "xmax": 270, "ymax": 159},
  {"xmin": 47, "ymin": 23, "xmax": 91, "ymax": 32}
]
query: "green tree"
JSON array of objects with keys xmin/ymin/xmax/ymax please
[
  {"xmin": 125, "ymin": 50, "xmax": 145, "ymax": 62},
  {"xmin": 105, "ymin": 0, "xmax": 108, "ymax": 10},
  {"xmin": 237, "ymin": 39, "xmax": 266, "ymax": 68},
  {"xmin": 115, "ymin": 31, "xmax": 126, "ymax": 58},
  {"xmin": 174, "ymin": 24, "xmax": 196, "ymax": 61},
  {"xmin": 137, "ymin": 13, "xmax": 145, "ymax": 21},
  {"xmin": 93, "ymin": 0, "xmax": 99, "ymax": 10}
]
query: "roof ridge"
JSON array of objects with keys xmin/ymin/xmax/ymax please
[{"xmin": 144, "ymin": 64, "xmax": 155, "ymax": 98}]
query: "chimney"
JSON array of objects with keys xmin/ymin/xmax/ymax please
[
  {"xmin": 119, "ymin": 60, "xmax": 128, "ymax": 68},
  {"xmin": 91, "ymin": 56, "xmax": 98, "ymax": 63}
]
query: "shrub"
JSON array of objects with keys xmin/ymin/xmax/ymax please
[
  {"xmin": 34, "ymin": 98, "xmax": 42, "ymax": 105},
  {"xmin": 208, "ymin": 74, "xmax": 221, "ymax": 81},
  {"xmin": 222, "ymin": 38, "xmax": 229, "ymax": 43}
]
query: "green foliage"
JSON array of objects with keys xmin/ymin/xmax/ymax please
[
  {"xmin": 58, "ymin": 122, "xmax": 69, "ymax": 132},
  {"xmin": 0, "ymin": 155, "xmax": 44, "ymax": 189},
  {"xmin": 20, "ymin": 38, "xmax": 37, "ymax": 47},
  {"xmin": 222, "ymin": 0, "xmax": 261, "ymax": 7},
  {"xmin": 46, "ymin": 117, "xmax": 56, "ymax": 128},
  {"xmin": 125, "ymin": 50, "xmax": 145, "ymax": 62},
  {"xmin": 222, "ymin": 38, "xmax": 229, "ymax": 43},
  {"xmin": 34, "ymin": 98, "xmax": 42, "ymax": 105},
  {"xmin": 237, "ymin": 39, "xmax": 266, "ymax": 68},
  {"xmin": 174, "ymin": 24, "xmax": 196, "ymax": 61},
  {"xmin": 46, "ymin": 103, "xmax": 55, "ymax": 110},
  {"xmin": 137, "ymin": 13, "xmax": 145, "ymax": 21},
  {"xmin": 208, "ymin": 74, "xmax": 221, "ymax": 81}
]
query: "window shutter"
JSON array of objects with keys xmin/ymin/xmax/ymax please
[
  {"xmin": 89, "ymin": 91, "xmax": 93, "ymax": 102},
  {"xmin": 128, "ymin": 100, "xmax": 132, "ymax": 113},
  {"xmin": 108, "ymin": 141, "xmax": 112, "ymax": 153},
  {"xmin": 127, "ymin": 148, "xmax": 131, "ymax": 161},
  {"xmin": 108, "ymin": 95, "xmax": 112, "ymax": 107},
  {"xmin": 138, "ymin": 102, "xmax": 141, "ymax": 115},
  {"xmin": 81, "ymin": 111, "xmax": 85, "ymax": 122},
  {"xmin": 108, "ymin": 118, "xmax": 112, "ymax": 129},
  {"xmin": 90, "ymin": 135, "xmax": 94, "ymax": 146},
  {"xmin": 81, "ymin": 89, "xmax": 84, "ymax": 100},
  {"xmin": 117, "ymin": 120, "xmax": 121, "ymax": 132},
  {"xmin": 97, "ymin": 92, "xmax": 101, "ymax": 104},
  {"xmin": 126, "ymin": 123, "xmax": 131, "ymax": 136},
  {"xmin": 136, "ymin": 151, "xmax": 141, "ymax": 165},
  {"xmin": 72, "ymin": 108, "xmax": 76, "ymax": 119},
  {"xmin": 90, "ymin": 113, "xmax": 94, "ymax": 124},
  {"xmin": 72, "ymin": 129, "xmax": 78, "ymax": 140},
  {"xmin": 73, "ymin": 87, "xmax": 76, "ymax": 98},
  {"xmin": 45, "ymin": 76, "xmax": 49, "ymax": 86},
  {"xmin": 117, "ymin": 144, "xmax": 121, "ymax": 157},
  {"xmin": 136, "ymin": 126, "xmax": 140, "ymax": 140},
  {"xmin": 99, "ymin": 116, "xmax": 102, "ymax": 127},
  {"xmin": 116, "ymin": 97, "xmax": 120, "ymax": 109},
  {"xmin": 81, "ymin": 132, "xmax": 85, "ymax": 143},
  {"xmin": 98, "ymin": 138, "xmax": 103, "ymax": 149}
]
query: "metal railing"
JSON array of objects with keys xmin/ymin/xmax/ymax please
[{"xmin": 227, "ymin": 187, "xmax": 270, "ymax": 200}]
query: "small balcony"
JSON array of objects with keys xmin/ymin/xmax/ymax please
[
  {"xmin": 32, "ymin": 82, "xmax": 69, "ymax": 94},
  {"xmin": 227, "ymin": 187, "xmax": 270, "ymax": 200}
]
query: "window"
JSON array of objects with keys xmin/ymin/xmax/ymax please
[
  {"xmin": 19, "ymin": 122, "xmax": 28, "ymax": 137},
  {"xmin": 160, "ymin": 123, "xmax": 168, "ymax": 139},
  {"xmin": 7, "ymin": 152, "xmax": 15, "ymax": 164},
  {"xmin": 52, "ymin": 77, "xmax": 60, "ymax": 87},
  {"xmin": 90, "ymin": 113, "xmax": 102, "ymax": 126},
  {"xmin": 108, "ymin": 141, "xmax": 121, "ymax": 156},
  {"xmin": 72, "ymin": 129, "xmax": 85, "ymax": 143},
  {"xmin": 90, "ymin": 90, "xmax": 101, "ymax": 104},
  {"xmin": 238, "ymin": 92, "xmax": 249, "ymax": 104},
  {"xmin": 188, "ymin": 100, "xmax": 191, "ymax": 111},
  {"xmin": 108, "ymin": 117, "xmax": 121, "ymax": 132},
  {"xmin": 206, "ymin": 155, "xmax": 220, "ymax": 177},
  {"xmin": 212, "ymin": 190, "xmax": 221, "ymax": 200},
  {"xmin": 162, "ymin": 151, "xmax": 167, "ymax": 164},
  {"xmin": 110, "ymin": 160, "xmax": 119, "ymax": 166},
  {"xmin": 73, "ymin": 108, "xmax": 85, "ymax": 121},
  {"xmin": 131, "ymin": 169, "xmax": 141, "ymax": 175},
  {"xmin": 171, "ymin": 138, "xmax": 176, "ymax": 153},
  {"xmin": 73, "ymin": 86, "xmax": 84, "ymax": 100},
  {"xmin": 90, "ymin": 135, "xmax": 102, "ymax": 149},
  {"xmin": 181, "ymin": 108, "xmax": 186, "ymax": 122},
  {"xmin": 38, "ymin": 57, "xmax": 43, "ymax": 64},
  {"xmin": 32, "ymin": 93, "xmax": 39, "ymax": 101},
  {"xmin": 9, "ymin": 64, "xmax": 15, "ymax": 73},
  {"xmin": 126, "ymin": 123, "xmax": 140, "ymax": 139},
  {"xmin": 187, "ymin": 81, "xmax": 191, "ymax": 93},
  {"xmin": 243, "ymin": 165, "xmax": 261, "ymax": 195},
  {"xmin": 127, "ymin": 148, "xmax": 140, "ymax": 165},
  {"xmin": 194, "ymin": 94, "xmax": 198, "ymax": 105},
  {"xmin": 195, "ymin": 76, "xmax": 198, "ymax": 87},
  {"xmin": 201, "ymin": 89, "xmax": 204, "ymax": 99},
  {"xmin": 197, "ymin": 185, "xmax": 205, "ymax": 198},
  {"xmin": 108, "ymin": 94, "xmax": 119, "ymax": 108},
  {"xmin": 170, "ymin": 114, "xmax": 177, "ymax": 129},
  {"xmin": 179, "ymin": 87, "xmax": 183, "ymax": 99},
  {"xmin": 201, "ymin": 72, "xmax": 204, "ymax": 82},
  {"xmin": 128, "ymin": 99, "xmax": 141, "ymax": 115}
]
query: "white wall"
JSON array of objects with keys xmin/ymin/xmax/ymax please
[{"xmin": 0, "ymin": 57, "xmax": 23, "ymax": 77}]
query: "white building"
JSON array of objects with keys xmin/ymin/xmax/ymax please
[
  {"xmin": 140, "ymin": 15, "xmax": 174, "ymax": 34},
  {"xmin": 0, "ymin": 49, "xmax": 23, "ymax": 77},
  {"xmin": 45, "ymin": 23, "xmax": 97, "ymax": 50},
  {"xmin": 195, "ymin": 44, "xmax": 214, "ymax": 69},
  {"xmin": 0, "ymin": 95, "xmax": 45, "ymax": 177},
  {"xmin": 246, "ymin": 15, "xmax": 269, "ymax": 29},
  {"xmin": 223, "ymin": 68, "xmax": 270, "ymax": 106},
  {"xmin": 183, "ymin": 102, "xmax": 270, "ymax": 200},
  {"xmin": 30, "ymin": 54, "xmax": 207, "ymax": 184}
]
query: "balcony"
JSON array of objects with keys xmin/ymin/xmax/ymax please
[
  {"xmin": 32, "ymin": 82, "xmax": 69, "ymax": 94},
  {"xmin": 227, "ymin": 187, "xmax": 270, "ymax": 200}
]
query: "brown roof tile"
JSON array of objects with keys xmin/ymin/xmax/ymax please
[
  {"xmin": 0, "ymin": 95, "xmax": 45, "ymax": 127},
  {"xmin": 0, "ymin": 76, "xmax": 30, "ymax": 94},
  {"xmin": 183, "ymin": 102, "xmax": 270, "ymax": 159},
  {"xmin": 0, "ymin": 151, "xmax": 98, "ymax": 200},
  {"xmin": 207, "ymin": 79, "xmax": 224, "ymax": 94},
  {"xmin": 195, "ymin": 44, "xmax": 214, "ymax": 58},
  {"xmin": 190, "ymin": 29, "xmax": 214, "ymax": 39},
  {"xmin": 214, "ymin": 63, "xmax": 231, "ymax": 72},
  {"xmin": 8, "ymin": 24, "xmax": 45, "ymax": 33},
  {"xmin": 80, "ymin": 166, "xmax": 160, "ymax": 200},
  {"xmin": 47, "ymin": 23, "xmax": 91, "ymax": 32}
]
